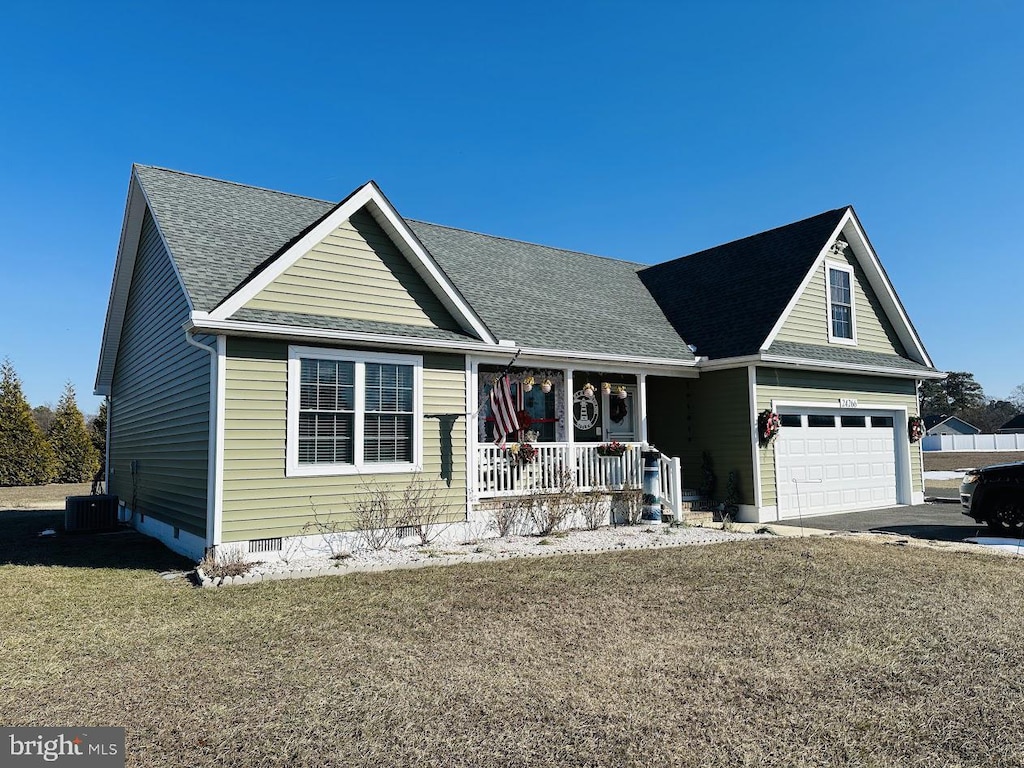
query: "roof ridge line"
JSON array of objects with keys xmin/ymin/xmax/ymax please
[
  {"xmin": 643, "ymin": 205, "xmax": 852, "ymax": 272},
  {"xmin": 407, "ymin": 218, "xmax": 644, "ymax": 268},
  {"xmin": 133, "ymin": 164, "xmax": 336, "ymax": 205}
]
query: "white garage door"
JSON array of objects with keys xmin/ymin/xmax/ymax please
[{"xmin": 775, "ymin": 411, "xmax": 897, "ymax": 518}]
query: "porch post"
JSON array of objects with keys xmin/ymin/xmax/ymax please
[
  {"xmin": 637, "ymin": 372, "xmax": 648, "ymax": 445},
  {"xmin": 564, "ymin": 367, "xmax": 574, "ymax": 467}
]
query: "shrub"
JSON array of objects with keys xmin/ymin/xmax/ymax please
[
  {"xmin": 396, "ymin": 477, "xmax": 453, "ymax": 546},
  {"xmin": 0, "ymin": 358, "xmax": 56, "ymax": 486},
  {"xmin": 528, "ymin": 469, "xmax": 578, "ymax": 536},
  {"xmin": 612, "ymin": 483, "xmax": 644, "ymax": 525},
  {"xmin": 493, "ymin": 493, "xmax": 536, "ymax": 537},
  {"xmin": 198, "ymin": 547, "xmax": 253, "ymax": 579},
  {"xmin": 47, "ymin": 382, "xmax": 100, "ymax": 483}
]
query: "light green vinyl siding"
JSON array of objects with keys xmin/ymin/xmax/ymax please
[
  {"xmin": 647, "ymin": 370, "xmax": 754, "ymax": 505},
  {"xmin": 244, "ymin": 209, "xmax": 461, "ymax": 331},
  {"xmin": 755, "ymin": 367, "xmax": 922, "ymax": 507},
  {"xmin": 221, "ymin": 337, "xmax": 467, "ymax": 541},
  {"xmin": 109, "ymin": 210, "xmax": 210, "ymax": 537},
  {"xmin": 775, "ymin": 247, "xmax": 906, "ymax": 355}
]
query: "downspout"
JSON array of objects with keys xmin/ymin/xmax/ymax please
[
  {"xmin": 184, "ymin": 329, "xmax": 219, "ymax": 553},
  {"xmin": 104, "ymin": 395, "xmax": 112, "ymax": 494}
]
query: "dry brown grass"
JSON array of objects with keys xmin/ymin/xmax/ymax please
[
  {"xmin": 924, "ymin": 451, "xmax": 1024, "ymax": 472},
  {"xmin": 2, "ymin": 524, "xmax": 1024, "ymax": 767},
  {"xmin": 0, "ymin": 482, "xmax": 91, "ymax": 509}
]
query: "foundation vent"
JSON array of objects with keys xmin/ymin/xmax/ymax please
[
  {"xmin": 249, "ymin": 537, "xmax": 283, "ymax": 553},
  {"xmin": 395, "ymin": 525, "xmax": 416, "ymax": 539}
]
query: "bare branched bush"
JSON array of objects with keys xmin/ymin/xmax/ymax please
[
  {"xmin": 300, "ymin": 497, "xmax": 352, "ymax": 559},
  {"xmin": 493, "ymin": 493, "xmax": 537, "ymax": 537},
  {"xmin": 198, "ymin": 547, "xmax": 253, "ymax": 579},
  {"xmin": 528, "ymin": 469, "xmax": 579, "ymax": 536},
  {"xmin": 579, "ymin": 487, "xmax": 609, "ymax": 530},
  {"xmin": 352, "ymin": 483, "xmax": 396, "ymax": 550},
  {"xmin": 396, "ymin": 477, "xmax": 453, "ymax": 546},
  {"xmin": 612, "ymin": 483, "xmax": 644, "ymax": 526}
]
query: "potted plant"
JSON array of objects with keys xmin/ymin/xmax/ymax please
[
  {"xmin": 540, "ymin": 378, "xmax": 552, "ymax": 393},
  {"xmin": 582, "ymin": 382, "xmax": 595, "ymax": 396},
  {"xmin": 597, "ymin": 441, "xmax": 627, "ymax": 457},
  {"xmin": 521, "ymin": 375, "xmax": 535, "ymax": 392},
  {"xmin": 614, "ymin": 385, "xmax": 628, "ymax": 400},
  {"xmin": 601, "ymin": 382, "xmax": 612, "ymax": 395}
]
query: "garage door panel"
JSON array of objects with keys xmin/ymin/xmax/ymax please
[{"xmin": 776, "ymin": 410, "xmax": 898, "ymax": 518}]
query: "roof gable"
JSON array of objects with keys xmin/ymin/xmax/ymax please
[
  {"xmin": 241, "ymin": 208, "xmax": 463, "ymax": 333},
  {"xmin": 638, "ymin": 208, "xmax": 848, "ymax": 359}
]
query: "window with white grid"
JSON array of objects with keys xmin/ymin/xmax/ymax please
[{"xmin": 287, "ymin": 347, "xmax": 422, "ymax": 476}]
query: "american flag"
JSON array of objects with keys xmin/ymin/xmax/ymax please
[{"xmin": 489, "ymin": 374, "xmax": 520, "ymax": 447}]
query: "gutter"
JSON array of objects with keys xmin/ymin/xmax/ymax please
[{"xmin": 187, "ymin": 316, "xmax": 700, "ymax": 373}]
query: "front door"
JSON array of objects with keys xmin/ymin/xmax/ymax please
[{"xmin": 603, "ymin": 387, "xmax": 636, "ymax": 442}]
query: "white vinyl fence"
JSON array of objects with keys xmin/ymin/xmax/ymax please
[{"xmin": 922, "ymin": 433, "xmax": 1024, "ymax": 452}]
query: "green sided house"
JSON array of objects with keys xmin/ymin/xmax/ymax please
[{"xmin": 95, "ymin": 165, "xmax": 942, "ymax": 560}]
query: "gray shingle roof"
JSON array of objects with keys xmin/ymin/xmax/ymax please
[
  {"xmin": 406, "ymin": 221, "xmax": 695, "ymax": 360},
  {"xmin": 231, "ymin": 308, "xmax": 479, "ymax": 343},
  {"xmin": 639, "ymin": 208, "xmax": 849, "ymax": 359},
  {"xmin": 134, "ymin": 165, "xmax": 333, "ymax": 312},
  {"xmin": 766, "ymin": 341, "xmax": 935, "ymax": 373},
  {"xmin": 131, "ymin": 165, "xmax": 934, "ymax": 374}
]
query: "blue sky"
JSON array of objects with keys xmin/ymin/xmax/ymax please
[{"xmin": 2, "ymin": 1, "xmax": 1022, "ymax": 411}]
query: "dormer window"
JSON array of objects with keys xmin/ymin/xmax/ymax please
[{"xmin": 826, "ymin": 262, "xmax": 856, "ymax": 343}]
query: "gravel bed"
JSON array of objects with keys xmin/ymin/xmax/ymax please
[{"xmin": 196, "ymin": 524, "xmax": 768, "ymax": 587}]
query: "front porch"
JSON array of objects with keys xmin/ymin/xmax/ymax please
[
  {"xmin": 473, "ymin": 441, "xmax": 685, "ymax": 519},
  {"xmin": 469, "ymin": 361, "xmax": 695, "ymax": 520}
]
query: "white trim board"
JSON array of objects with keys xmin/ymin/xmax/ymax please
[
  {"xmin": 209, "ymin": 181, "xmax": 496, "ymax": 345},
  {"xmin": 95, "ymin": 168, "xmax": 195, "ymax": 396}
]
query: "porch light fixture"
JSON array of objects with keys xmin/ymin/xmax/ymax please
[{"xmin": 829, "ymin": 239, "xmax": 849, "ymax": 257}]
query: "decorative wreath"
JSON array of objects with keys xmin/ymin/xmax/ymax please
[
  {"xmin": 758, "ymin": 409, "xmax": 782, "ymax": 447},
  {"xmin": 908, "ymin": 416, "xmax": 925, "ymax": 444}
]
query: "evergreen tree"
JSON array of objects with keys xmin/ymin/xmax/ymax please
[
  {"xmin": 47, "ymin": 382, "xmax": 100, "ymax": 483},
  {"xmin": 89, "ymin": 400, "xmax": 107, "ymax": 469},
  {"xmin": 0, "ymin": 358, "xmax": 56, "ymax": 486}
]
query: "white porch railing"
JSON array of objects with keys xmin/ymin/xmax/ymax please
[{"xmin": 474, "ymin": 442, "xmax": 683, "ymax": 520}]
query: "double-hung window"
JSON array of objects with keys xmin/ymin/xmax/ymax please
[
  {"xmin": 826, "ymin": 262, "xmax": 856, "ymax": 343},
  {"xmin": 287, "ymin": 346, "xmax": 422, "ymax": 476}
]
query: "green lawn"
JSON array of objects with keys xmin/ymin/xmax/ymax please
[{"xmin": 2, "ymin": 506, "xmax": 1024, "ymax": 767}]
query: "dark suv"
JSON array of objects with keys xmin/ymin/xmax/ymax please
[{"xmin": 960, "ymin": 462, "xmax": 1024, "ymax": 534}]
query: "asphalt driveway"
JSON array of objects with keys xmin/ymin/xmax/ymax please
[{"xmin": 786, "ymin": 501, "xmax": 987, "ymax": 543}]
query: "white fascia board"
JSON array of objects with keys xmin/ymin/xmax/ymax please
[
  {"xmin": 94, "ymin": 168, "xmax": 194, "ymax": 396},
  {"xmin": 760, "ymin": 209, "xmax": 852, "ymax": 351},
  {"xmin": 843, "ymin": 211, "xmax": 934, "ymax": 368},
  {"xmin": 758, "ymin": 354, "xmax": 945, "ymax": 380},
  {"xmin": 191, "ymin": 316, "xmax": 700, "ymax": 375},
  {"xmin": 208, "ymin": 181, "xmax": 497, "ymax": 344},
  {"xmin": 694, "ymin": 354, "xmax": 764, "ymax": 371}
]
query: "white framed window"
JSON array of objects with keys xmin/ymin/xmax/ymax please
[
  {"xmin": 287, "ymin": 346, "xmax": 422, "ymax": 476},
  {"xmin": 825, "ymin": 261, "xmax": 856, "ymax": 344}
]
